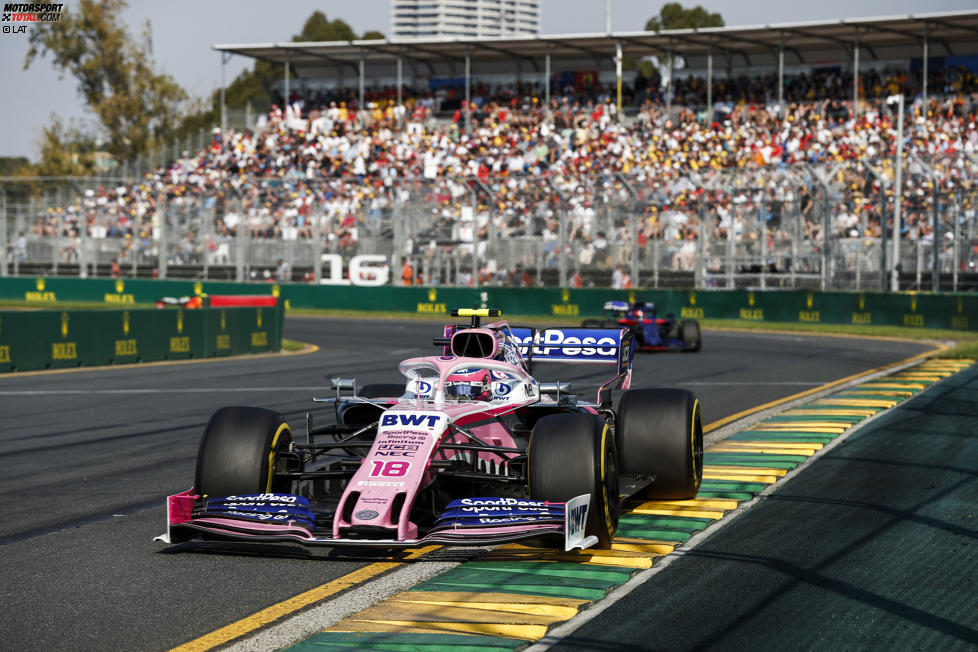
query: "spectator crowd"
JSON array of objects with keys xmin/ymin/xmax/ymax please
[{"xmin": 22, "ymin": 64, "xmax": 978, "ymax": 283}]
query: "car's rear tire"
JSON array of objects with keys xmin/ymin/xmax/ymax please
[
  {"xmin": 581, "ymin": 319, "xmax": 602, "ymax": 328},
  {"xmin": 680, "ymin": 319, "xmax": 702, "ymax": 352},
  {"xmin": 616, "ymin": 389, "xmax": 703, "ymax": 499},
  {"xmin": 528, "ymin": 413, "xmax": 619, "ymax": 548},
  {"xmin": 194, "ymin": 406, "xmax": 293, "ymax": 498}
]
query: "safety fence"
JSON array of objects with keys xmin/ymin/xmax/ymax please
[
  {"xmin": 0, "ymin": 302, "xmax": 283, "ymax": 373},
  {"xmin": 0, "ymin": 277, "xmax": 973, "ymax": 333},
  {"xmin": 3, "ymin": 104, "xmax": 978, "ymax": 293}
]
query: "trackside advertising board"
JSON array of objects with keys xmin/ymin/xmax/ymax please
[{"xmin": 0, "ymin": 278, "xmax": 975, "ymax": 331}]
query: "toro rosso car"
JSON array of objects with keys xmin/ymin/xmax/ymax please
[
  {"xmin": 583, "ymin": 301, "xmax": 701, "ymax": 352},
  {"xmin": 156, "ymin": 309, "xmax": 703, "ymax": 551}
]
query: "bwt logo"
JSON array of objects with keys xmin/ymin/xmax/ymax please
[
  {"xmin": 567, "ymin": 504, "xmax": 588, "ymax": 532},
  {"xmin": 381, "ymin": 413, "xmax": 442, "ymax": 428}
]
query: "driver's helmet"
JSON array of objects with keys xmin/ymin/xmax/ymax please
[
  {"xmin": 444, "ymin": 369, "xmax": 491, "ymax": 401},
  {"xmin": 632, "ymin": 301, "xmax": 654, "ymax": 319}
]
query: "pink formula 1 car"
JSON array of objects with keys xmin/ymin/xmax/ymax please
[{"xmin": 156, "ymin": 309, "xmax": 703, "ymax": 551}]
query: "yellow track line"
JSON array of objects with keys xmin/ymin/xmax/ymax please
[
  {"xmin": 168, "ymin": 546, "xmax": 436, "ymax": 651},
  {"xmin": 702, "ymin": 345, "xmax": 944, "ymax": 433}
]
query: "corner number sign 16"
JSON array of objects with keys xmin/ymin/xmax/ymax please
[{"xmin": 369, "ymin": 460, "xmax": 410, "ymax": 477}]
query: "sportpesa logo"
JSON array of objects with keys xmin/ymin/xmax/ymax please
[
  {"xmin": 509, "ymin": 328, "xmax": 619, "ymax": 360},
  {"xmin": 2, "ymin": 3, "xmax": 63, "ymax": 25}
]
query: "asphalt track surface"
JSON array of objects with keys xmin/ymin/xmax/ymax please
[{"xmin": 0, "ymin": 316, "xmax": 939, "ymax": 651}]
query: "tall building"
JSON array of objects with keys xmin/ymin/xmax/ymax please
[{"xmin": 391, "ymin": 0, "xmax": 540, "ymax": 39}]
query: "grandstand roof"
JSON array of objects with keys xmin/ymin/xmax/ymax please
[{"xmin": 214, "ymin": 10, "xmax": 978, "ymax": 75}]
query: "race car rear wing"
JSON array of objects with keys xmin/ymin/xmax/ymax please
[
  {"xmin": 506, "ymin": 326, "xmax": 633, "ymax": 405},
  {"xmin": 437, "ymin": 309, "xmax": 633, "ymax": 405}
]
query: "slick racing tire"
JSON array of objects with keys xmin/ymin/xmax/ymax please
[
  {"xmin": 528, "ymin": 413, "xmax": 619, "ymax": 548},
  {"xmin": 680, "ymin": 319, "xmax": 702, "ymax": 352},
  {"xmin": 581, "ymin": 319, "xmax": 602, "ymax": 328},
  {"xmin": 616, "ymin": 388, "xmax": 703, "ymax": 499},
  {"xmin": 194, "ymin": 406, "xmax": 293, "ymax": 498}
]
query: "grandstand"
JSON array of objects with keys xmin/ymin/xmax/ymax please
[{"xmin": 2, "ymin": 11, "xmax": 978, "ymax": 291}]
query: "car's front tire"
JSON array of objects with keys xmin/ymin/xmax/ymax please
[
  {"xmin": 616, "ymin": 388, "xmax": 703, "ymax": 499},
  {"xmin": 194, "ymin": 406, "xmax": 293, "ymax": 498},
  {"xmin": 528, "ymin": 413, "xmax": 619, "ymax": 548}
]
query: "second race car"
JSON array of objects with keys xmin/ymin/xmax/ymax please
[{"xmin": 582, "ymin": 300, "xmax": 701, "ymax": 352}]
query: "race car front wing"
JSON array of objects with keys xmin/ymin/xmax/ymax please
[{"xmin": 154, "ymin": 491, "xmax": 598, "ymax": 551}]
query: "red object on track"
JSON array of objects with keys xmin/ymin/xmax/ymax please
[{"xmin": 207, "ymin": 295, "xmax": 278, "ymax": 308}]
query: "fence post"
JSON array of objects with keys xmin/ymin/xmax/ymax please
[
  {"xmin": 932, "ymin": 185, "xmax": 941, "ymax": 292},
  {"xmin": 558, "ymin": 203, "xmax": 568, "ymax": 287},
  {"xmin": 760, "ymin": 203, "xmax": 768, "ymax": 290},
  {"xmin": 821, "ymin": 192, "xmax": 830, "ymax": 291},
  {"xmin": 653, "ymin": 238, "xmax": 660, "ymax": 288},
  {"xmin": 470, "ymin": 186, "xmax": 479, "ymax": 288},
  {"xmin": 726, "ymin": 218, "xmax": 734, "ymax": 289},
  {"xmin": 79, "ymin": 195, "xmax": 89, "ymax": 279},
  {"xmin": 236, "ymin": 197, "xmax": 245, "ymax": 283},
  {"xmin": 915, "ymin": 238, "xmax": 922, "ymax": 289},
  {"xmin": 202, "ymin": 194, "xmax": 211, "ymax": 280},
  {"xmin": 629, "ymin": 210, "xmax": 639, "ymax": 290},
  {"xmin": 313, "ymin": 208, "xmax": 323, "ymax": 285},
  {"xmin": 0, "ymin": 187, "xmax": 6, "ymax": 278},
  {"xmin": 696, "ymin": 201, "xmax": 706, "ymax": 289},
  {"xmin": 953, "ymin": 197, "xmax": 960, "ymax": 292},
  {"xmin": 158, "ymin": 192, "xmax": 167, "ymax": 280}
]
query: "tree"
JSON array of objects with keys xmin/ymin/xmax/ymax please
[
  {"xmin": 24, "ymin": 0, "xmax": 189, "ymax": 163},
  {"xmin": 28, "ymin": 121, "xmax": 98, "ymax": 177},
  {"xmin": 296, "ymin": 11, "xmax": 357, "ymax": 41},
  {"xmin": 212, "ymin": 12, "xmax": 386, "ymax": 116},
  {"xmin": 0, "ymin": 157, "xmax": 30, "ymax": 176},
  {"xmin": 645, "ymin": 2, "xmax": 724, "ymax": 32}
]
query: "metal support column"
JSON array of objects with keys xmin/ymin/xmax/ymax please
[
  {"xmin": 707, "ymin": 41, "xmax": 713, "ymax": 124},
  {"xmin": 284, "ymin": 58, "xmax": 290, "ymax": 110},
  {"xmin": 359, "ymin": 51, "xmax": 365, "ymax": 112},
  {"xmin": 852, "ymin": 32, "xmax": 860, "ymax": 116},
  {"xmin": 666, "ymin": 42, "xmax": 673, "ymax": 117},
  {"xmin": 922, "ymin": 25, "xmax": 929, "ymax": 110},
  {"xmin": 545, "ymin": 45, "xmax": 551, "ymax": 108},
  {"xmin": 615, "ymin": 42, "xmax": 622, "ymax": 118},
  {"xmin": 778, "ymin": 33, "xmax": 784, "ymax": 114},
  {"xmin": 396, "ymin": 54, "xmax": 403, "ymax": 107},
  {"xmin": 464, "ymin": 48, "xmax": 471, "ymax": 134},
  {"xmin": 220, "ymin": 51, "xmax": 230, "ymax": 136}
]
